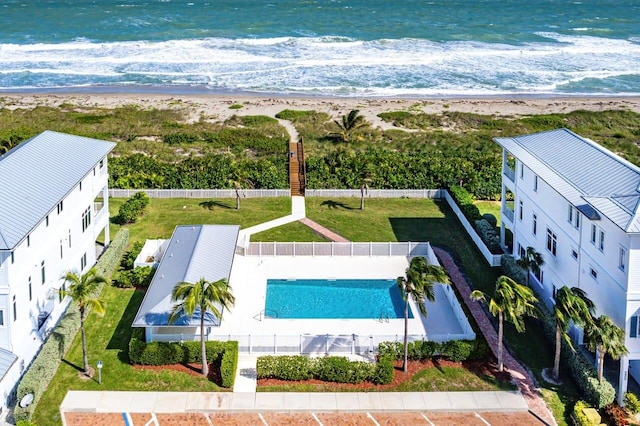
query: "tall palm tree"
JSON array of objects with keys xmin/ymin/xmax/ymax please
[
  {"xmin": 334, "ymin": 109, "xmax": 367, "ymax": 142},
  {"xmin": 551, "ymin": 286, "xmax": 595, "ymax": 381},
  {"xmin": 397, "ymin": 256, "xmax": 450, "ymax": 373},
  {"xmin": 516, "ymin": 246, "xmax": 544, "ymax": 286},
  {"xmin": 584, "ymin": 314, "xmax": 628, "ymax": 383},
  {"xmin": 59, "ymin": 268, "xmax": 108, "ymax": 375},
  {"xmin": 471, "ymin": 275, "xmax": 537, "ymax": 372},
  {"xmin": 169, "ymin": 278, "xmax": 235, "ymax": 376},
  {"xmin": 359, "ymin": 177, "xmax": 371, "ymax": 210},
  {"xmin": 229, "ymin": 174, "xmax": 253, "ymax": 210}
]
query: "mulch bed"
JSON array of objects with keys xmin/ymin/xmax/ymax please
[{"xmin": 258, "ymin": 358, "xmax": 511, "ymax": 390}]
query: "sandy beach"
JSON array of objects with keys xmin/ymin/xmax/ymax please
[{"xmin": 2, "ymin": 94, "xmax": 640, "ymax": 131}]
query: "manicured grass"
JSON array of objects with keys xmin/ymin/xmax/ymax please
[
  {"xmin": 258, "ymin": 364, "xmax": 516, "ymax": 392},
  {"xmin": 109, "ymin": 197, "xmax": 292, "ymax": 245},
  {"xmin": 251, "ymin": 221, "xmax": 329, "ymax": 242},
  {"xmin": 33, "ymin": 286, "xmax": 222, "ymax": 426},
  {"xmin": 475, "ymin": 200, "xmax": 502, "ymax": 226}
]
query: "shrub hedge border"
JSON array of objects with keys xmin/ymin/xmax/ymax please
[{"xmin": 14, "ymin": 229, "xmax": 130, "ymax": 421}]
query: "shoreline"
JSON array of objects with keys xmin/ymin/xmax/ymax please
[{"xmin": 2, "ymin": 93, "xmax": 640, "ymax": 130}]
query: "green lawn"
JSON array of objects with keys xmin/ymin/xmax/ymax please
[
  {"xmin": 251, "ymin": 221, "xmax": 328, "ymax": 242},
  {"xmin": 475, "ymin": 200, "xmax": 502, "ymax": 226},
  {"xmin": 109, "ymin": 197, "xmax": 292, "ymax": 245}
]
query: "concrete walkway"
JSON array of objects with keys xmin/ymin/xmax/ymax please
[
  {"xmin": 60, "ymin": 389, "xmax": 529, "ymax": 414},
  {"xmin": 433, "ymin": 247, "xmax": 556, "ymax": 426},
  {"xmin": 237, "ymin": 196, "xmax": 306, "ymax": 246},
  {"xmin": 233, "ymin": 355, "xmax": 258, "ymax": 393}
]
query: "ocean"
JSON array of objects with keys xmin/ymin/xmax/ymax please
[{"xmin": 0, "ymin": 0, "xmax": 639, "ymax": 96}]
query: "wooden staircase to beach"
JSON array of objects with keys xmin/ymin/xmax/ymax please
[{"xmin": 289, "ymin": 139, "xmax": 306, "ymax": 196}]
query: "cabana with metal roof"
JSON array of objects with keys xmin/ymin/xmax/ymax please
[{"xmin": 132, "ymin": 224, "xmax": 239, "ymax": 342}]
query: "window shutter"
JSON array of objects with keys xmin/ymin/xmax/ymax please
[{"xmin": 631, "ymin": 316, "xmax": 638, "ymax": 338}]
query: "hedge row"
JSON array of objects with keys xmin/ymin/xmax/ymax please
[
  {"xmin": 500, "ymin": 255, "xmax": 526, "ymax": 285},
  {"xmin": 128, "ymin": 330, "xmax": 238, "ymax": 388},
  {"xmin": 536, "ymin": 303, "xmax": 615, "ymax": 408},
  {"xmin": 376, "ymin": 339, "xmax": 488, "ymax": 362},
  {"xmin": 116, "ymin": 191, "xmax": 149, "ymax": 224},
  {"xmin": 256, "ymin": 355, "xmax": 394, "ymax": 385},
  {"xmin": 14, "ymin": 229, "xmax": 130, "ymax": 421},
  {"xmin": 475, "ymin": 219, "xmax": 501, "ymax": 254}
]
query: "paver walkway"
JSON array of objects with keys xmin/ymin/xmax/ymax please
[
  {"xmin": 298, "ymin": 217, "xmax": 350, "ymax": 242},
  {"xmin": 433, "ymin": 247, "xmax": 556, "ymax": 426}
]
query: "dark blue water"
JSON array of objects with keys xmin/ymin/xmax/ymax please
[{"xmin": 1, "ymin": 0, "xmax": 639, "ymax": 95}]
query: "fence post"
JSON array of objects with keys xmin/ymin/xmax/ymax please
[
  {"xmin": 300, "ymin": 335, "xmax": 303, "ymax": 353},
  {"xmin": 274, "ymin": 334, "xmax": 277, "ymax": 354},
  {"xmin": 325, "ymin": 334, "xmax": 329, "ymax": 355},
  {"xmin": 352, "ymin": 334, "xmax": 355, "ymax": 354},
  {"xmin": 389, "ymin": 241, "xmax": 392, "ymax": 257},
  {"xmin": 312, "ymin": 241, "xmax": 315, "ymax": 257},
  {"xmin": 350, "ymin": 242, "xmax": 353, "ymax": 256},
  {"xmin": 369, "ymin": 242, "xmax": 372, "ymax": 256},
  {"xmin": 273, "ymin": 241, "xmax": 276, "ymax": 257},
  {"xmin": 331, "ymin": 241, "xmax": 334, "ymax": 256},
  {"xmin": 249, "ymin": 334, "xmax": 252, "ymax": 354},
  {"xmin": 293, "ymin": 241, "xmax": 296, "ymax": 257}
]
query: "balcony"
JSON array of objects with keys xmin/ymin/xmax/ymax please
[
  {"xmin": 502, "ymin": 206, "xmax": 514, "ymax": 223},
  {"xmin": 503, "ymin": 166, "xmax": 515, "ymax": 182}
]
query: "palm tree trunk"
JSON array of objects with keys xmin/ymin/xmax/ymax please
[
  {"xmin": 80, "ymin": 308, "xmax": 89, "ymax": 374},
  {"xmin": 498, "ymin": 311, "xmax": 504, "ymax": 372},
  {"xmin": 360, "ymin": 193, "xmax": 364, "ymax": 210},
  {"xmin": 553, "ymin": 323, "xmax": 562, "ymax": 380},
  {"xmin": 598, "ymin": 351, "xmax": 604, "ymax": 383},
  {"xmin": 403, "ymin": 298, "xmax": 409, "ymax": 373},
  {"xmin": 201, "ymin": 315, "xmax": 208, "ymax": 376},
  {"xmin": 235, "ymin": 192, "xmax": 240, "ymax": 210}
]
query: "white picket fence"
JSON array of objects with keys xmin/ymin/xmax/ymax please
[
  {"xmin": 109, "ymin": 189, "xmax": 290, "ymax": 198},
  {"xmin": 305, "ymin": 189, "xmax": 444, "ymax": 198},
  {"xmin": 244, "ymin": 241, "xmax": 432, "ymax": 257}
]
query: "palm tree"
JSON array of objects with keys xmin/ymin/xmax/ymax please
[
  {"xmin": 516, "ymin": 246, "xmax": 544, "ymax": 287},
  {"xmin": 397, "ymin": 256, "xmax": 450, "ymax": 373},
  {"xmin": 471, "ymin": 275, "xmax": 537, "ymax": 372},
  {"xmin": 229, "ymin": 173, "xmax": 253, "ymax": 210},
  {"xmin": 169, "ymin": 278, "xmax": 235, "ymax": 376},
  {"xmin": 59, "ymin": 268, "xmax": 108, "ymax": 375},
  {"xmin": 584, "ymin": 314, "xmax": 628, "ymax": 383},
  {"xmin": 359, "ymin": 177, "xmax": 371, "ymax": 210},
  {"xmin": 334, "ymin": 109, "xmax": 367, "ymax": 142},
  {"xmin": 551, "ymin": 286, "xmax": 595, "ymax": 381}
]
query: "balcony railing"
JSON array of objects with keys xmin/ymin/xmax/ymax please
[
  {"xmin": 502, "ymin": 206, "xmax": 514, "ymax": 223},
  {"xmin": 503, "ymin": 166, "xmax": 516, "ymax": 182}
]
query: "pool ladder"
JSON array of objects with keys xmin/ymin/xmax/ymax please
[
  {"xmin": 254, "ymin": 308, "xmax": 278, "ymax": 321},
  {"xmin": 379, "ymin": 311, "xmax": 390, "ymax": 323}
]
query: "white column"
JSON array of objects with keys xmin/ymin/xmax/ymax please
[
  {"xmin": 619, "ymin": 355, "xmax": 629, "ymax": 405},
  {"xmin": 103, "ymin": 185, "xmax": 110, "ymax": 246}
]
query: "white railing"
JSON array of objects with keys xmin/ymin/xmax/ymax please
[
  {"xmin": 443, "ymin": 191, "xmax": 502, "ymax": 267},
  {"xmin": 109, "ymin": 189, "xmax": 290, "ymax": 198},
  {"xmin": 206, "ymin": 333, "xmax": 475, "ymax": 355},
  {"xmin": 150, "ymin": 333, "xmax": 201, "ymax": 343},
  {"xmin": 503, "ymin": 167, "xmax": 516, "ymax": 182},
  {"xmin": 502, "ymin": 206, "xmax": 514, "ymax": 223},
  {"xmin": 244, "ymin": 241, "xmax": 433, "ymax": 257},
  {"xmin": 305, "ymin": 189, "xmax": 444, "ymax": 198}
]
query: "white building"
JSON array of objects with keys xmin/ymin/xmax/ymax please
[
  {"xmin": 0, "ymin": 131, "xmax": 114, "ymax": 411},
  {"xmin": 496, "ymin": 128, "xmax": 640, "ymax": 402}
]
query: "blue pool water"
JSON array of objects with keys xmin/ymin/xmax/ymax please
[{"xmin": 265, "ymin": 279, "xmax": 413, "ymax": 320}]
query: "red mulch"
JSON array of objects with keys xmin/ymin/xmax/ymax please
[
  {"xmin": 258, "ymin": 358, "xmax": 510, "ymax": 390},
  {"xmin": 135, "ymin": 362, "xmax": 224, "ymax": 386}
]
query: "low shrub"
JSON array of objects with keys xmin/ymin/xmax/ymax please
[
  {"xmin": 474, "ymin": 219, "xmax": 501, "ymax": 253},
  {"xmin": 16, "ymin": 421, "xmax": 39, "ymax": 426},
  {"xmin": 120, "ymin": 240, "xmax": 144, "ymax": 270},
  {"xmin": 377, "ymin": 339, "xmax": 486, "ymax": 362},
  {"xmin": 114, "ymin": 266, "xmax": 154, "ymax": 288},
  {"xmin": 275, "ymin": 109, "xmax": 315, "ymax": 121},
  {"xmin": 603, "ymin": 403, "xmax": 629, "ymax": 426},
  {"xmin": 314, "ymin": 357, "xmax": 374, "ymax": 384},
  {"xmin": 163, "ymin": 132, "xmax": 199, "ymax": 145},
  {"xmin": 116, "ymin": 192, "xmax": 149, "ymax": 224},
  {"xmin": 220, "ymin": 341, "xmax": 239, "ymax": 388},
  {"xmin": 625, "ymin": 392, "xmax": 640, "ymax": 415},
  {"xmin": 372, "ymin": 356, "xmax": 394, "ymax": 384},
  {"xmin": 14, "ymin": 229, "xmax": 129, "ymax": 421},
  {"xmin": 256, "ymin": 356, "xmax": 314, "ymax": 381},
  {"xmin": 573, "ymin": 400, "xmax": 599, "ymax": 426},
  {"xmin": 500, "ymin": 255, "xmax": 526, "ymax": 284},
  {"xmin": 448, "ymin": 185, "xmax": 483, "ymax": 224},
  {"xmin": 482, "ymin": 213, "xmax": 498, "ymax": 228}
]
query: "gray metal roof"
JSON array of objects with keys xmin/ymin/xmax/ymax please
[
  {"xmin": 133, "ymin": 225, "xmax": 240, "ymax": 327},
  {"xmin": 0, "ymin": 131, "xmax": 116, "ymax": 250},
  {"xmin": 495, "ymin": 128, "xmax": 640, "ymax": 233},
  {"xmin": 0, "ymin": 348, "xmax": 17, "ymax": 382}
]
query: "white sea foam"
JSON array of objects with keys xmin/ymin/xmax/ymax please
[{"xmin": 0, "ymin": 33, "xmax": 638, "ymax": 95}]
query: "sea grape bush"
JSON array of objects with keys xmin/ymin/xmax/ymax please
[{"xmin": 116, "ymin": 191, "xmax": 149, "ymax": 224}]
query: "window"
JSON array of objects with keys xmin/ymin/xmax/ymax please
[
  {"xmin": 571, "ymin": 249, "xmax": 578, "ymax": 260},
  {"xmin": 46, "ymin": 215, "xmax": 49, "ymax": 226},
  {"xmin": 546, "ymin": 228, "xmax": 557, "ymax": 256},
  {"xmin": 591, "ymin": 224, "xmax": 597, "ymax": 244},
  {"xmin": 0, "ymin": 310, "xmax": 4, "ymax": 327},
  {"xmin": 12, "ymin": 295, "xmax": 16, "ymax": 322},
  {"xmin": 79, "ymin": 181, "xmax": 82, "ymax": 191},
  {"xmin": 534, "ymin": 175, "xmax": 539, "ymax": 192},
  {"xmin": 552, "ymin": 284, "xmax": 558, "ymax": 300},
  {"xmin": 518, "ymin": 244, "xmax": 525, "ymax": 258},
  {"xmin": 60, "ymin": 240, "xmax": 63, "ymax": 259},
  {"xmin": 620, "ymin": 247, "xmax": 627, "ymax": 271},
  {"xmin": 590, "ymin": 267, "xmax": 598, "ymax": 280},
  {"xmin": 520, "ymin": 163, "xmax": 524, "ymax": 179},
  {"xmin": 80, "ymin": 253, "xmax": 87, "ymax": 271},
  {"xmin": 82, "ymin": 206, "xmax": 91, "ymax": 232},
  {"xmin": 534, "ymin": 268, "xmax": 544, "ymax": 284},
  {"xmin": 93, "ymin": 167, "xmax": 96, "ymax": 176},
  {"xmin": 68, "ymin": 229, "xmax": 72, "ymax": 248},
  {"xmin": 41, "ymin": 261, "xmax": 45, "ymax": 285},
  {"xmin": 99, "ymin": 159, "xmax": 105, "ymax": 169},
  {"xmin": 10, "ymin": 252, "xmax": 14, "ymax": 264},
  {"xmin": 568, "ymin": 204, "xmax": 573, "ymax": 223},
  {"xmin": 599, "ymin": 230, "xmax": 605, "ymax": 251},
  {"xmin": 57, "ymin": 200, "xmax": 63, "ymax": 214},
  {"xmin": 28, "ymin": 276, "xmax": 32, "ymax": 301},
  {"xmin": 631, "ymin": 316, "xmax": 639, "ymax": 338},
  {"xmin": 575, "ymin": 213, "xmax": 581, "ymax": 229},
  {"xmin": 519, "ymin": 200, "xmax": 523, "ymax": 221},
  {"xmin": 532, "ymin": 213, "xmax": 537, "ymax": 235},
  {"xmin": 27, "ymin": 235, "xmax": 30, "ymax": 247}
]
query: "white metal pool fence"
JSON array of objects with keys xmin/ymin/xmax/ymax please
[
  {"xmin": 108, "ymin": 188, "xmax": 443, "ymax": 199},
  {"xmin": 244, "ymin": 241, "xmax": 436, "ymax": 258},
  {"xmin": 149, "ymin": 333, "xmax": 476, "ymax": 355}
]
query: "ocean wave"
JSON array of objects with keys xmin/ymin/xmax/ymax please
[{"xmin": 0, "ymin": 34, "xmax": 638, "ymax": 96}]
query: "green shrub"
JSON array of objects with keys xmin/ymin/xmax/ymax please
[
  {"xmin": 220, "ymin": 341, "xmax": 238, "ymax": 388},
  {"xmin": 573, "ymin": 400, "xmax": 598, "ymax": 426},
  {"xmin": 120, "ymin": 240, "xmax": 144, "ymax": 270},
  {"xmin": 377, "ymin": 341, "xmax": 403, "ymax": 360},
  {"xmin": 16, "ymin": 421, "xmax": 39, "ymax": 426},
  {"xmin": 256, "ymin": 356, "xmax": 314, "ymax": 381},
  {"xmin": 475, "ymin": 219, "xmax": 502, "ymax": 253},
  {"xmin": 501, "ymin": 255, "xmax": 526, "ymax": 284},
  {"xmin": 114, "ymin": 266, "xmax": 154, "ymax": 288},
  {"xmin": 229, "ymin": 104, "xmax": 243, "ymax": 110},
  {"xmin": 482, "ymin": 213, "xmax": 498, "ymax": 228},
  {"xmin": 314, "ymin": 357, "xmax": 374, "ymax": 384},
  {"xmin": 13, "ymin": 229, "xmax": 129, "ymax": 421},
  {"xmin": 441, "ymin": 340, "xmax": 474, "ymax": 362},
  {"xmin": 449, "ymin": 185, "xmax": 475, "ymax": 206},
  {"xmin": 372, "ymin": 356, "xmax": 394, "ymax": 384},
  {"xmin": 275, "ymin": 109, "xmax": 315, "ymax": 121},
  {"xmin": 377, "ymin": 339, "xmax": 484, "ymax": 362},
  {"xmin": 116, "ymin": 191, "xmax": 149, "ymax": 224},
  {"xmin": 625, "ymin": 392, "xmax": 640, "ymax": 415},
  {"xmin": 163, "ymin": 132, "xmax": 198, "ymax": 145}
]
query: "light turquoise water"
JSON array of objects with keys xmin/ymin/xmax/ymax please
[
  {"xmin": 265, "ymin": 279, "xmax": 412, "ymax": 319},
  {"xmin": 0, "ymin": 1, "xmax": 638, "ymax": 95}
]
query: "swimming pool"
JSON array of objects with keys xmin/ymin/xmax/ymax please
[{"xmin": 265, "ymin": 279, "xmax": 413, "ymax": 319}]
